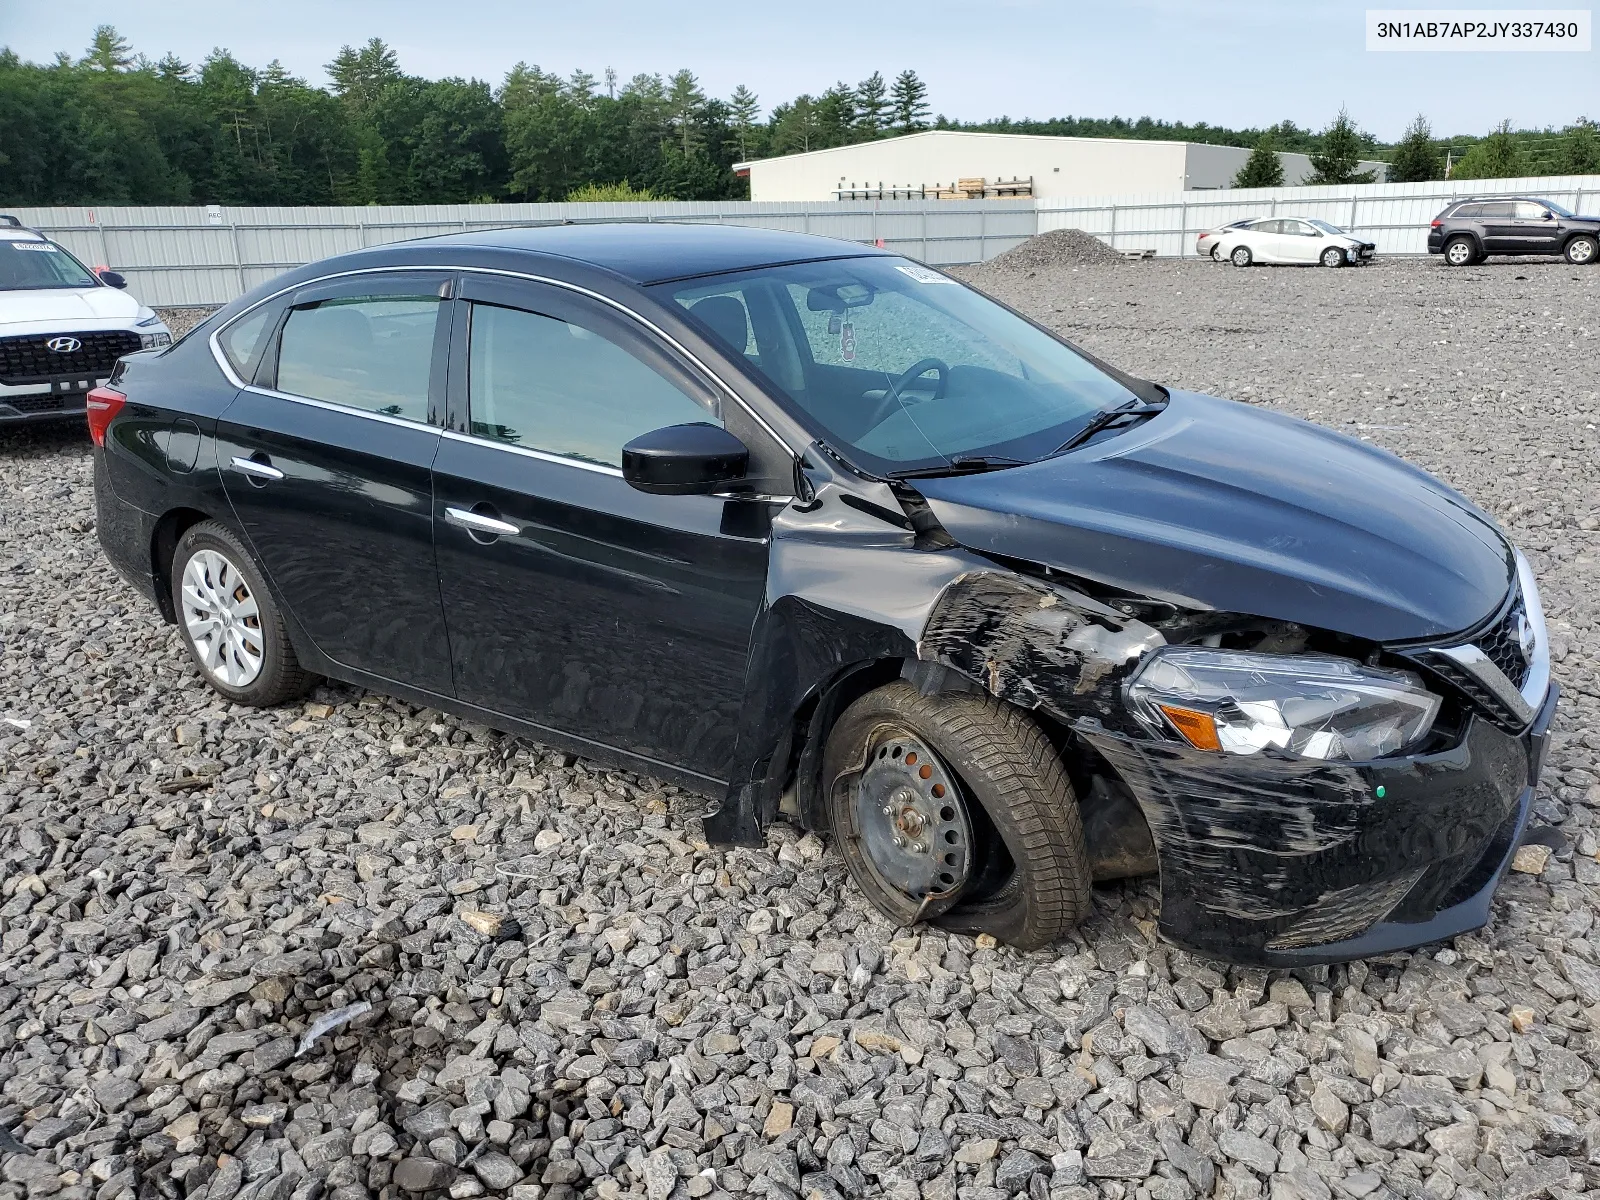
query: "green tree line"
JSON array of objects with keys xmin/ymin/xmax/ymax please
[{"xmin": 2, "ymin": 27, "xmax": 1597, "ymax": 207}]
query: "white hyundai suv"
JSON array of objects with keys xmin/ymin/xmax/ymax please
[{"xmin": 1, "ymin": 216, "xmax": 171, "ymax": 427}]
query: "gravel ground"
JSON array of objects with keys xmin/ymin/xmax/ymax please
[{"xmin": 3, "ymin": 256, "xmax": 1599, "ymax": 1200}]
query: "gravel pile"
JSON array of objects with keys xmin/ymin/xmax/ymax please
[
  {"xmin": 155, "ymin": 309, "xmax": 219, "ymax": 340},
  {"xmin": 982, "ymin": 231, "xmax": 1125, "ymax": 274},
  {"xmin": 4, "ymin": 256, "xmax": 1600, "ymax": 1200}
]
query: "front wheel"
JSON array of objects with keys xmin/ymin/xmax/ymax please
[
  {"xmin": 1564, "ymin": 235, "xmax": 1597, "ymax": 265},
  {"xmin": 1320, "ymin": 246, "xmax": 1346, "ymax": 268},
  {"xmin": 823, "ymin": 682, "xmax": 1093, "ymax": 949},
  {"xmin": 1230, "ymin": 245, "xmax": 1253, "ymax": 267},
  {"xmin": 171, "ymin": 521, "xmax": 314, "ymax": 706}
]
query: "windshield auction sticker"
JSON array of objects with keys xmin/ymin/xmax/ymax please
[{"xmin": 1367, "ymin": 9, "xmax": 1591, "ymax": 49}]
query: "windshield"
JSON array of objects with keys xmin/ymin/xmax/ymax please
[
  {"xmin": 1308, "ymin": 219, "xmax": 1345, "ymax": 235},
  {"xmin": 0, "ymin": 239, "xmax": 101, "ymax": 291},
  {"xmin": 1542, "ymin": 199, "xmax": 1576, "ymax": 218},
  {"xmin": 655, "ymin": 256, "xmax": 1139, "ymax": 475}
]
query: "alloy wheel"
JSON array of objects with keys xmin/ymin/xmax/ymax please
[
  {"xmin": 1568, "ymin": 238, "xmax": 1596, "ymax": 264},
  {"xmin": 180, "ymin": 549, "xmax": 265, "ymax": 687},
  {"xmin": 853, "ymin": 728, "xmax": 974, "ymax": 912},
  {"xmin": 1446, "ymin": 240, "xmax": 1474, "ymax": 266}
]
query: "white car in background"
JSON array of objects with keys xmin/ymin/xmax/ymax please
[
  {"xmin": 1195, "ymin": 219, "xmax": 1258, "ymax": 259},
  {"xmin": 0, "ymin": 216, "xmax": 171, "ymax": 427},
  {"xmin": 1212, "ymin": 217, "xmax": 1376, "ymax": 268}
]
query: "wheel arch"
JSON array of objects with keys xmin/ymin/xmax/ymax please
[{"xmin": 150, "ymin": 506, "xmax": 216, "ymax": 623}]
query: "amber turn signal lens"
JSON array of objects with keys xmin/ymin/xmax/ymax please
[{"xmin": 1158, "ymin": 704, "xmax": 1222, "ymax": 752}]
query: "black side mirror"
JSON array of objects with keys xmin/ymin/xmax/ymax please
[
  {"xmin": 96, "ymin": 268, "xmax": 127, "ymax": 289},
  {"xmin": 622, "ymin": 422, "xmax": 749, "ymax": 496}
]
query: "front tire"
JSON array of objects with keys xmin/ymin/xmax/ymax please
[
  {"xmin": 823, "ymin": 682, "xmax": 1092, "ymax": 950},
  {"xmin": 1230, "ymin": 245, "xmax": 1253, "ymax": 267},
  {"xmin": 1444, "ymin": 236, "xmax": 1478, "ymax": 266},
  {"xmin": 171, "ymin": 521, "xmax": 314, "ymax": 707},
  {"xmin": 1564, "ymin": 235, "xmax": 1597, "ymax": 265},
  {"xmin": 1320, "ymin": 246, "xmax": 1346, "ymax": 268}
]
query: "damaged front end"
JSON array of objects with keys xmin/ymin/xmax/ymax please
[
  {"xmin": 718, "ymin": 444, "xmax": 1556, "ymax": 966},
  {"xmin": 911, "ymin": 548, "xmax": 1558, "ymax": 965}
]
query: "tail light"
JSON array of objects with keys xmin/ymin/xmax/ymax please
[
  {"xmin": 1430, "ymin": 219, "xmax": 1442, "ymax": 228},
  {"xmin": 86, "ymin": 386, "xmax": 126, "ymax": 447}
]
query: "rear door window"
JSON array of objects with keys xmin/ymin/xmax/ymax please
[
  {"xmin": 1478, "ymin": 202, "xmax": 1516, "ymax": 220},
  {"xmin": 275, "ymin": 294, "xmax": 445, "ymax": 422}
]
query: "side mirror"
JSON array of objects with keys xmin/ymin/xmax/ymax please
[
  {"xmin": 96, "ymin": 268, "xmax": 128, "ymax": 289},
  {"xmin": 622, "ymin": 422, "xmax": 749, "ymax": 496}
]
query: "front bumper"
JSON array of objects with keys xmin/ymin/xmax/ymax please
[
  {"xmin": 1079, "ymin": 682, "xmax": 1558, "ymax": 965},
  {"xmin": 0, "ymin": 389, "xmax": 92, "ymax": 424}
]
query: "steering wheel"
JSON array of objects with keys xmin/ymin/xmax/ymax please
[{"xmin": 861, "ymin": 358, "xmax": 950, "ymax": 431}]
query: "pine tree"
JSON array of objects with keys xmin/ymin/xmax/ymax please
[
  {"xmin": 772, "ymin": 96, "xmax": 818, "ymax": 154},
  {"xmin": 889, "ymin": 70, "xmax": 929, "ymax": 133},
  {"xmin": 855, "ymin": 71, "xmax": 889, "ymax": 136},
  {"xmin": 1450, "ymin": 121, "xmax": 1527, "ymax": 179},
  {"xmin": 1555, "ymin": 119, "xmax": 1600, "ymax": 175},
  {"xmin": 1308, "ymin": 108, "xmax": 1376, "ymax": 184},
  {"xmin": 83, "ymin": 26, "xmax": 134, "ymax": 72},
  {"xmin": 667, "ymin": 69, "xmax": 706, "ymax": 156},
  {"xmin": 816, "ymin": 83, "xmax": 858, "ymax": 148},
  {"xmin": 326, "ymin": 38, "xmax": 400, "ymax": 110},
  {"xmin": 1387, "ymin": 114, "xmax": 1441, "ymax": 183},
  {"xmin": 729, "ymin": 85, "xmax": 761, "ymax": 160},
  {"xmin": 1233, "ymin": 135, "xmax": 1284, "ymax": 188}
]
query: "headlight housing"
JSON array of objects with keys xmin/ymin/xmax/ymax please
[
  {"xmin": 139, "ymin": 331, "xmax": 172, "ymax": 349},
  {"xmin": 1126, "ymin": 647, "xmax": 1440, "ymax": 761}
]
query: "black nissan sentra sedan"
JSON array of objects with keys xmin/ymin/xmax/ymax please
[{"xmin": 91, "ymin": 224, "xmax": 1557, "ymax": 965}]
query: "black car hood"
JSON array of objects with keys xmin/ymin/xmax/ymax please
[{"xmin": 912, "ymin": 390, "xmax": 1513, "ymax": 643}]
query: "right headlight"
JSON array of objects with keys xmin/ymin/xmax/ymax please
[{"xmin": 1125, "ymin": 647, "xmax": 1440, "ymax": 761}]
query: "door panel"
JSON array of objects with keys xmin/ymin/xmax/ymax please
[
  {"xmin": 1480, "ymin": 203, "xmax": 1520, "ymax": 251},
  {"xmin": 434, "ymin": 279, "xmax": 775, "ymax": 779},
  {"xmin": 434, "ymin": 441, "xmax": 767, "ymax": 777},
  {"xmin": 1511, "ymin": 202, "xmax": 1560, "ymax": 253},
  {"xmin": 218, "ymin": 393, "xmax": 453, "ymax": 693},
  {"xmin": 216, "ymin": 270, "xmax": 456, "ymax": 693}
]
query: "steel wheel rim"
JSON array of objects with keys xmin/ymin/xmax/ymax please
[
  {"xmin": 852, "ymin": 728, "xmax": 973, "ymax": 904},
  {"xmin": 181, "ymin": 549, "xmax": 265, "ymax": 687},
  {"xmin": 1447, "ymin": 242, "xmax": 1472, "ymax": 265}
]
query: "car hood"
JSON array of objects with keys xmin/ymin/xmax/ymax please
[
  {"xmin": 0, "ymin": 286, "xmax": 141, "ymax": 329},
  {"xmin": 912, "ymin": 390, "xmax": 1513, "ymax": 643}
]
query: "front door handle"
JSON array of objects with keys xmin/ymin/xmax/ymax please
[
  {"xmin": 231, "ymin": 455, "xmax": 284, "ymax": 482},
  {"xmin": 445, "ymin": 506, "xmax": 520, "ymax": 537}
]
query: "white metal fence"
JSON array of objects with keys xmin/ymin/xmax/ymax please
[
  {"xmin": 10, "ymin": 173, "xmax": 1600, "ymax": 308},
  {"xmin": 4, "ymin": 200, "xmax": 1037, "ymax": 308},
  {"xmin": 1038, "ymin": 174, "xmax": 1600, "ymax": 258}
]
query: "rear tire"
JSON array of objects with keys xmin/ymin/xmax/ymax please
[
  {"xmin": 1320, "ymin": 245, "xmax": 1346, "ymax": 268},
  {"xmin": 1564, "ymin": 235, "xmax": 1597, "ymax": 265},
  {"xmin": 171, "ymin": 521, "xmax": 314, "ymax": 707},
  {"xmin": 823, "ymin": 682, "xmax": 1092, "ymax": 950},
  {"xmin": 1444, "ymin": 236, "xmax": 1478, "ymax": 266},
  {"xmin": 1230, "ymin": 245, "xmax": 1253, "ymax": 267}
]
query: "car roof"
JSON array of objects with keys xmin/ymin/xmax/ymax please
[{"xmin": 419, "ymin": 221, "xmax": 894, "ymax": 284}]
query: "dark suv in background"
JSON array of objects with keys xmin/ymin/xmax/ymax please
[{"xmin": 1429, "ymin": 197, "xmax": 1600, "ymax": 266}]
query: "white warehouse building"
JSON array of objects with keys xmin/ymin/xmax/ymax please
[{"xmin": 735, "ymin": 130, "xmax": 1386, "ymax": 202}]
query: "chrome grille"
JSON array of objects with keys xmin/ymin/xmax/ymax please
[{"xmin": 1477, "ymin": 594, "xmax": 1531, "ymax": 688}]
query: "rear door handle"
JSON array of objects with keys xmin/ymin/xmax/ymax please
[
  {"xmin": 231, "ymin": 455, "xmax": 284, "ymax": 481},
  {"xmin": 445, "ymin": 506, "xmax": 520, "ymax": 537}
]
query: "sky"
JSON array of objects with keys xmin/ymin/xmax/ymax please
[{"xmin": 2, "ymin": 0, "xmax": 1597, "ymax": 141}]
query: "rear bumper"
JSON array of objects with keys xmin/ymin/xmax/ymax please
[{"xmin": 1079, "ymin": 682, "xmax": 1559, "ymax": 965}]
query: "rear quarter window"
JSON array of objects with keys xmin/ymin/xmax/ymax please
[{"xmin": 217, "ymin": 306, "xmax": 276, "ymax": 381}]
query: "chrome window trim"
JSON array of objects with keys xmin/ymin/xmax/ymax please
[
  {"xmin": 206, "ymin": 262, "xmax": 796, "ymax": 458},
  {"xmin": 240, "ymin": 384, "xmax": 436, "ymax": 433},
  {"xmin": 439, "ymin": 428, "xmax": 623, "ymax": 478}
]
